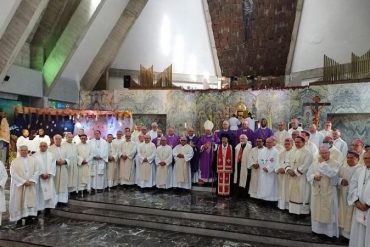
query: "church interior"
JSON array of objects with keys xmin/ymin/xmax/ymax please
[{"xmin": 0, "ymin": 0, "xmax": 369, "ymax": 246}]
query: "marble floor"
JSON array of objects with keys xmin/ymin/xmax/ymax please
[
  {"xmin": 0, "ymin": 217, "xmax": 279, "ymax": 247},
  {"xmin": 73, "ymin": 187, "xmax": 311, "ymax": 226}
]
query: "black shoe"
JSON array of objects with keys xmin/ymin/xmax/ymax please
[
  {"xmin": 44, "ymin": 208, "xmax": 51, "ymax": 217},
  {"xmin": 25, "ymin": 216, "xmax": 37, "ymax": 225},
  {"xmin": 16, "ymin": 219, "xmax": 23, "ymax": 227}
]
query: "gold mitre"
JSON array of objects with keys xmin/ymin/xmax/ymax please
[{"xmin": 204, "ymin": 120, "xmax": 214, "ymax": 130}]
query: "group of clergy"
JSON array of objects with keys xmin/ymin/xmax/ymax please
[
  {"xmin": 220, "ymin": 117, "xmax": 369, "ymax": 246},
  {"xmin": 8, "ymin": 118, "xmax": 370, "ymax": 246},
  {"xmin": 10, "ymin": 125, "xmax": 198, "ymax": 226}
]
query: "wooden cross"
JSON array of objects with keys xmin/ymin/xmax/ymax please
[{"xmin": 303, "ymin": 96, "xmax": 331, "ymax": 128}]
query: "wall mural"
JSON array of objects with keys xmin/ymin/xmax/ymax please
[
  {"xmin": 79, "ymin": 82, "xmax": 370, "ymax": 144},
  {"xmin": 133, "ymin": 114, "xmax": 166, "ymax": 131}
]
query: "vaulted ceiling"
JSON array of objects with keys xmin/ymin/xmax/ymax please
[{"xmin": 0, "ymin": 0, "xmax": 300, "ymax": 97}]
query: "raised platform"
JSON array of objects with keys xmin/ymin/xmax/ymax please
[{"xmin": 52, "ymin": 187, "xmax": 346, "ymax": 247}]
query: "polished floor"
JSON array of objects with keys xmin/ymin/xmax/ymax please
[{"xmin": 0, "ymin": 217, "xmax": 277, "ymax": 247}]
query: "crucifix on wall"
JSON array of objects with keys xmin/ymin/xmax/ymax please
[{"xmin": 303, "ymin": 96, "xmax": 331, "ymax": 127}]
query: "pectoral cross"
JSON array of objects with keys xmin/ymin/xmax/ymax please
[
  {"xmin": 293, "ymin": 160, "xmax": 297, "ymax": 168},
  {"xmin": 303, "ymin": 95, "xmax": 331, "ymax": 127}
]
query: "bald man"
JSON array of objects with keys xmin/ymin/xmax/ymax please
[{"xmin": 9, "ymin": 145, "xmax": 39, "ymax": 225}]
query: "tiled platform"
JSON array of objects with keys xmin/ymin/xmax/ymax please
[
  {"xmin": 73, "ymin": 187, "xmax": 310, "ymax": 226},
  {"xmin": 0, "ymin": 217, "xmax": 267, "ymax": 247},
  {"xmin": 55, "ymin": 187, "xmax": 347, "ymax": 247}
]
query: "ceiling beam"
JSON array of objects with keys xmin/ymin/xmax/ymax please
[
  {"xmin": 30, "ymin": 0, "xmax": 81, "ymax": 70},
  {"xmin": 202, "ymin": 0, "xmax": 222, "ymax": 78},
  {"xmin": 285, "ymin": 0, "xmax": 305, "ymax": 78},
  {"xmin": 0, "ymin": 0, "xmax": 49, "ymax": 81},
  {"xmin": 80, "ymin": 0, "xmax": 148, "ymax": 90},
  {"xmin": 43, "ymin": 0, "xmax": 105, "ymax": 95}
]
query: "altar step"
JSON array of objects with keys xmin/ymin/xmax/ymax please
[
  {"xmin": 52, "ymin": 200, "xmax": 347, "ymax": 247},
  {"xmin": 191, "ymin": 183, "xmax": 216, "ymax": 193}
]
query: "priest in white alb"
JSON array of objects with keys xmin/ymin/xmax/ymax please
[
  {"xmin": 248, "ymin": 137, "xmax": 265, "ymax": 199},
  {"xmin": 49, "ymin": 134, "xmax": 69, "ymax": 205},
  {"xmin": 333, "ymin": 128, "xmax": 348, "ymax": 158},
  {"xmin": 34, "ymin": 142, "xmax": 57, "ymax": 216},
  {"xmin": 119, "ymin": 133, "xmax": 136, "ymax": 186},
  {"xmin": 323, "ymin": 136, "xmax": 344, "ymax": 164},
  {"xmin": 348, "ymin": 151, "xmax": 370, "ymax": 247},
  {"xmin": 16, "ymin": 129, "xmax": 31, "ymax": 156},
  {"xmin": 89, "ymin": 130, "xmax": 108, "ymax": 192},
  {"xmin": 276, "ymin": 137, "xmax": 294, "ymax": 210},
  {"xmin": 63, "ymin": 132, "xmax": 78, "ymax": 194},
  {"xmin": 72, "ymin": 128, "xmax": 85, "ymax": 145},
  {"xmin": 76, "ymin": 134, "xmax": 91, "ymax": 195},
  {"xmin": 286, "ymin": 135, "xmax": 313, "ymax": 215},
  {"xmin": 301, "ymin": 130, "xmax": 318, "ymax": 157},
  {"xmin": 32, "ymin": 128, "xmax": 51, "ymax": 153},
  {"xmin": 106, "ymin": 134, "xmax": 118, "ymax": 190},
  {"xmin": 338, "ymin": 151, "xmax": 361, "ymax": 239},
  {"xmin": 256, "ymin": 137, "xmax": 279, "ymax": 201},
  {"xmin": 112, "ymin": 130, "xmax": 125, "ymax": 186},
  {"xmin": 155, "ymin": 137, "xmax": 173, "ymax": 189},
  {"xmin": 274, "ymin": 121, "xmax": 290, "ymax": 145},
  {"xmin": 308, "ymin": 124, "xmax": 324, "ymax": 148},
  {"xmin": 9, "ymin": 145, "xmax": 39, "ymax": 224},
  {"xmin": 136, "ymin": 134, "xmax": 156, "ymax": 188},
  {"xmin": 307, "ymin": 145, "xmax": 340, "ymax": 238},
  {"xmin": 173, "ymin": 136, "xmax": 194, "ymax": 190},
  {"xmin": 352, "ymin": 138, "xmax": 366, "ymax": 165}
]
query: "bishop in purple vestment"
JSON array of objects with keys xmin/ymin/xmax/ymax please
[{"xmin": 197, "ymin": 120, "xmax": 219, "ymax": 183}]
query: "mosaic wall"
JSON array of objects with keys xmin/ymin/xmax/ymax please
[{"xmin": 80, "ymin": 82, "xmax": 370, "ymax": 144}]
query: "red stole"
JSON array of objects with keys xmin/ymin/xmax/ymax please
[
  {"xmin": 217, "ymin": 144, "xmax": 232, "ymax": 172},
  {"xmin": 217, "ymin": 144, "xmax": 232, "ymax": 196}
]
